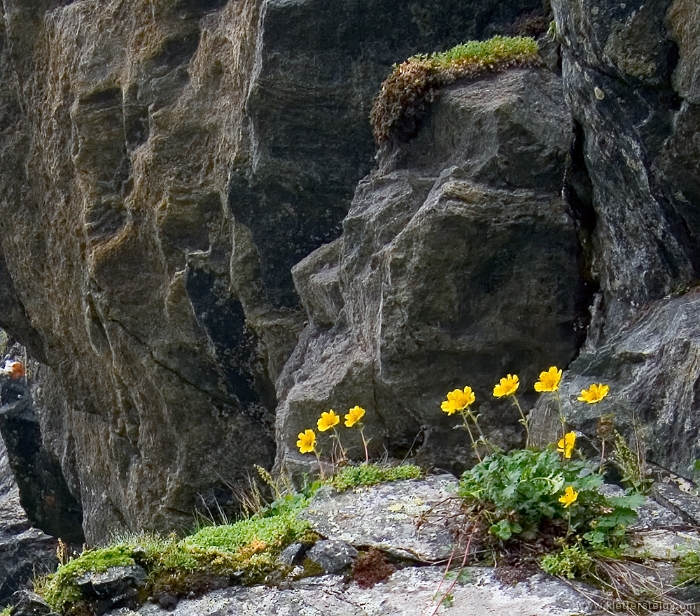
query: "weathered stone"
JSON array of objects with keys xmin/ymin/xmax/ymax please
[
  {"xmin": 530, "ymin": 293, "xmax": 700, "ymax": 480},
  {"xmin": 300, "ymin": 475, "xmax": 462, "ymax": 561},
  {"xmin": 277, "ymin": 67, "xmax": 590, "ymax": 474},
  {"xmin": 0, "ymin": 0, "xmax": 546, "ymax": 543},
  {"xmin": 9, "ymin": 590, "xmax": 56, "ymax": 616},
  {"xmin": 304, "ymin": 540, "xmax": 358, "ymax": 574},
  {"xmin": 626, "ymin": 529, "xmax": 700, "ymax": 561},
  {"xmin": 0, "ymin": 374, "xmax": 83, "ymax": 543},
  {"xmin": 77, "ymin": 565, "xmax": 147, "ymax": 599},
  {"xmin": 527, "ymin": 0, "xmax": 700, "ymax": 476},
  {"xmin": 653, "ymin": 481, "xmax": 700, "ymax": 526},
  {"xmin": 105, "ymin": 567, "xmax": 596, "ymax": 616},
  {"xmin": 0, "ymin": 434, "xmax": 58, "ymax": 606},
  {"xmin": 277, "ymin": 542, "xmax": 305, "ymax": 567}
]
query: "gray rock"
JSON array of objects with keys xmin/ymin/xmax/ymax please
[
  {"xmin": 9, "ymin": 590, "xmax": 56, "ymax": 616},
  {"xmin": 105, "ymin": 566, "xmax": 596, "ymax": 616},
  {"xmin": 77, "ymin": 565, "xmax": 147, "ymax": 600},
  {"xmin": 0, "ymin": 382, "xmax": 83, "ymax": 543},
  {"xmin": 0, "ymin": 435, "xmax": 58, "ymax": 606},
  {"xmin": 300, "ymin": 475, "xmax": 462, "ymax": 561},
  {"xmin": 305, "ymin": 540, "xmax": 358, "ymax": 574},
  {"xmin": 653, "ymin": 481, "xmax": 700, "ymax": 526},
  {"xmin": 525, "ymin": 0, "xmax": 700, "ymax": 482},
  {"xmin": 276, "ymin": 67, "xmax": 590, "ymax": 475},
  {"xmin": 530, "ymin": 294, "xmax": 700, "ymax": 480},
  {"xmin": 277, "ymin": 542, "xmax": 306, "ymax": 567}
]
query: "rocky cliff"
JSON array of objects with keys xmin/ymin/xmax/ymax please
[{"xmin": 0, "ymin": 0, "xmax": 698, "ymax": 547}]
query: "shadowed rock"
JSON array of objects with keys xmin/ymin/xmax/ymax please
[{"xmin": 276, "ymin": 68, "xmax": 591, "ymax": 474}]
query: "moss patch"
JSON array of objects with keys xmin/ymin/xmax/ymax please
[
  {"xmin": 370, "ymin": 35, "xmax": 541, "ymax": 143},
  {"xmin": 330, "ymin": 463, "xmax": 423, "ymax": 492},
  {"xmin": 40, "ymin": 544, "xmax": 135, "ymax": 613},
  {"xmin": 36, "ymin": 494, "xmax": 314, "ymax": 615}
]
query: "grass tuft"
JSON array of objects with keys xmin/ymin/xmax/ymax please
[{"xmin": 370, "ymin": 35, "xmax": 541, "ymax": 143}]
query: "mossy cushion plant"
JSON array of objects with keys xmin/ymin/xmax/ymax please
[
  {"xmin": 36, "ymin": 494, "xmax": 314, "ymax": 615},
  {"xmin": 371, "ymin": 35, "xmax": 541, "ymax": 143},
  {"xmin": 330, "ymin": 463, "xmax": 423, "ymax": 492}
]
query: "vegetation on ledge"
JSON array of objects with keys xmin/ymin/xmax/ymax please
[
  {"xmin": 370, "ymin": 35, "xmax": 541, "ymax": 143},
  {"xmin": 330, "ymin": 463, "xmax": 423, "ymax": 492},
  {"xmin": 35, "ymin": 492, "xmax": 316, "ymax": 615}
]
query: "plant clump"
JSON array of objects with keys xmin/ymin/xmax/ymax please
[
  {"xmin": 370, "ymin": 36, "xmax": 541, "ymax": 143},
  {"xmin": 36, "ymin": 493, "xmax": 314, "ymax": 615},
  {"xmin": 351, "ymin": 548, "xmax": 396, "ymax": 588},
  {"xmin": 330, "ymin": 463, "xmax": 423, "ymax": 492}
]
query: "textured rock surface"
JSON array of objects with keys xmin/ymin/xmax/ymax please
[
  {"xmin": 530, "ymin": 292, "xmax": 700, "ymax": 479},
  {"xmin": 105, "ymin": 567, "xmax": 595, "ymax": 616},
  {"xmin": 0, "ymin": 0, "xmax": 547, "ymax": 542},
  {"xmin": 0, "ymin": 437, "xmax": 58, "ymax": 607},
  {"xmin": 0, "ymin": 373, "xmax": 83, "ymax": 543},
  {"xmin": 301, "ymin": 475, "xmax": 462, "ymax": 561},
  {"xmin": 276, "ymin": 67, "xmax": 591, "ymax": 474},
  {"xmin": 527, "ymin": 0, "xmax": 700, "ymax": 478}
]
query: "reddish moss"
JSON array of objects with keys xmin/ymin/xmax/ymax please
[
  {"xmin": 370, "ymin": 36, "xmax": 541, "ymax": 144},
  {"xmin": 351, "ymin": 548, "xmax": 396, "ymax": 589}
]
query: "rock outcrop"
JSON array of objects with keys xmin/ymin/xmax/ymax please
[
  {"xmin": 0, "ymin": 0, "xmax": 547, "ymax": 542},
  {"xmin": 0, "ymin": 0, "xmax": 699, "ymax": 550},
  {"xmin": 276, "ymin": 67, "xmax": 591, "ymax": 474},
  {"xmin": 530, "ymin": 0, "xmax": 700, "ymax": 477}
]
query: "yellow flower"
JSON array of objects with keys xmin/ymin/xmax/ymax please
[
  {"xmin": 345, "ymin": 406, "xmax": 366, "ymax": 427},
  {"xmin": 493, "ymin": 374, "xmax": 519, "ymax": 398},
  {"xmin": 296, "ymin": 429, "xmax": 316, "ymax": 454},
  {"xmin": 534, "ymin": 366, "xmax": 562, "ymax": 392},
  {"xmin": 440, "ymin": 387, "xmax": 476, "ymax": 415},
  {"xmin": 317, "ymin": 410, "xmax": 340, "ymax": 432},
  {"xmin": 559, "ymin": 486, "xmax": 579, "ymax": 508},
  {"xmin": 557, "ymin": 431, "xmax": 576, "ymax": 459},
  {"xmin": 578, "ymin": 384, "xmax": 610, "ymax": 404}
]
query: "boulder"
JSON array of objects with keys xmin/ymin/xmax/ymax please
[
  {"xmin": 0, "ymin": 375, "xmax": 83, "ymax": 543},
  {"xmin": 525, "ymin": 0, "xmax": 700, "ymax": 481},
  {"xmin": 300, "ymin": 475, "xmax": 462, "ymax": 561},
  {"xmin": 304, "ymin": 540, "xmax": 358, "ymax": 574},
  {"xmin": 103, "ymin": 567, "xmax": 596, "ymax": 616},
  {"xmin": 276, "ymin": 67, "xmax": 591, "ymax": 474}
]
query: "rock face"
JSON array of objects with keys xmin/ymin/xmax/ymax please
[
  {"xmin": 0, "ymin": 0, "xmax": 699, "ymax": 548},
  {"xmin": 0, "ymin": 0, "xmax": 547, "ymax": 542},
  {"xmin": 0, "ymin": 371, "xmax": 84, "ymax": 543},
  {"xmin": 276, "ymin": 67, "xmax": 591, "ymax": 474},
  {"xmin": 0, "ymin": 437, "xmax": 58, "ymax": 607},
  {"xmin": 529, "ymin": 0, "xmax": 700, "ymax": 477}
]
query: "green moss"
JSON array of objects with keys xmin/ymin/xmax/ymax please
[
  {"xmin": 371, "ymin": 35, "xmax": 541, "ymax": 143},
  {"xmin": 330, "ymin": 463, "xmax": 423, "ymax": 492},
  {"xmin": 0, "ymin": 606, "xmax": 12, "ymax": 616},
  {"xmin": 40, "ymin": 544, "xmax": 135, "ymax": 613},
  {"xmin": 184, "ymin": 512, "xmax": 309, "ymax": 554},
  {"xmin": 37, "ymin": 495, "xmax": 313, "ymax": 614},
  {"xmin": 677, "ymin": 550, "xmax": 700, "ymax": 584}
]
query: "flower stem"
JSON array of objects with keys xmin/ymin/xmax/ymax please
[
  {"xmin": 313, "ymin": 448, "xmax": 325, "ymax": 480},
  {"xmin": 359, "ymin": 426, "xmax": 370, "ymax": 464},
  {"xmin": 512, "ymin": 395, "xmax": 530, "ymax": 447},
  {"xmin": 331, "ymin": 427, "xmax": 347, "ymax": 464},
  {"xmin": 555, "ymin": 391, "xmax": 566, "ymax": 439},
  {"xmin": 459, "ymin": 411, "xmax": 482, "ymax": 462}
]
